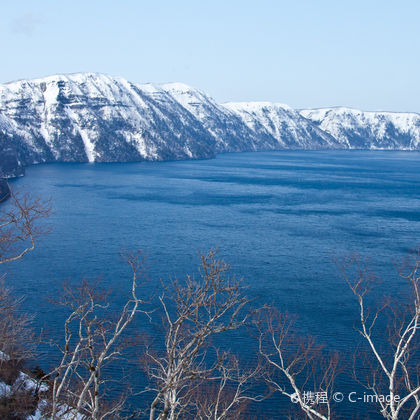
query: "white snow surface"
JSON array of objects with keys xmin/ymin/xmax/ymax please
[
  {"xmin": 0, "ymin": 73, "xmax": 216, "ymax": 162},
  {"xmin": 224, "ymin": 101, "xmax": 337, "ymax": 148},
  {"xmin": 301, "ymin": 107, "xmax": 420, "ymax": 149},
  {"xmin": 1, "ymin": 73, "xmax": 420, "ymax": 165}
]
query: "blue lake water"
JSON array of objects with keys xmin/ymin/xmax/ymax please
[{"xmin": 4, "ymin": 150, "xmax": 420, "ymax": 418}]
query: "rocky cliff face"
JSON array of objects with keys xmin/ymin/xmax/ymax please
[
  {"xmin": 1, "ymin": 73, "xmax": 420, "ymax": 178},
  {"xmin": 0, "ymin": 73, "xmax": 217, "ymax": 176},
  {"xmin": 160, "ymin": 83, "xmax": 278, "ymax": 153},
  {"xmin": 223, "ymin": 102, "xmax": 339, "ymax": 149},
  {"xmin": 300, "ymin": 107, "xmax": 420, "ymax": 150}
]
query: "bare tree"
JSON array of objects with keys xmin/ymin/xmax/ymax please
[
  {"xmin": 143, "ymin": 250, "xmax": 254, "ymax": 420},
  {"xmin": 192, "ymin": 353, "xmax": 264, "ymax": 420},
  {"xmin": 0, "ymin": 182, "xmax": 51, "ymax": 419},
  {"xmin": 339, "ymin": 252, "xmax": 420, "ymax": 420},
  {"xmin": 0, "ymin": 278, "xmax": 35, "ymax": 363},
  {"xmin": 0, "ymin": 278, "xmax": 39, "ymax": 420},
  {"xmin": 256, "ymin": 309, "xmax": 339, "ymax": 420},
  {"xmin": 0, "ymin": 182, "xmax": 49, "ymax": 381},
  {"xmin": 0, "ymin": 182, "xmax": 51, "ymax": 265},
  {"xmin": 43, "ymin": 251, "xmax": 150, "ymax": 420}
]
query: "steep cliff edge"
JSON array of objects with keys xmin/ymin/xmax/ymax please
[{"xmin": 1, "ymin": 73, "xmax": 420, "ymax": 180}]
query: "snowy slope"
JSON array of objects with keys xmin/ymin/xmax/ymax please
[
  {"xmin": 224, "ymin": 102, "xmax": 340, "ymax": 149},
  {"xmin": 160, "ymin": 83, "xmax": 278, "ymax": 152},
  {"xmin": 1, "ymin": 73, "xmax": 420, "ymax": 178},
  {"xmin": 300, "ymin": 107, "xmax": 420, "ymax": 150},
  {"xmin": 0, "ymin": 73, "xmax": 217, "ymax": 173}
]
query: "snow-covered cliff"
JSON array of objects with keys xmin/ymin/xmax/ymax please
[
  {"xmin": 300, "ymin": 107, "xmax": 420, "ymax": 150},
  {"xmin": 1, "ymin": 73, "xmax": 420, "ymax": 177}
]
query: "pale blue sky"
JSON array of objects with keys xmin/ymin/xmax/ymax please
[{"xmin": 1, "ymin": 0, "xmax": 419, "ymax": 112}]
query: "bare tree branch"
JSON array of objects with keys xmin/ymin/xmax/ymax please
[
  {"xmin": 143, "ymin": 250, "xmax": 256, "ymax": 420},
  {"xmin": 43, "ymin": 251, "xmax": 150, "ymax": 420},
  {"xmin": 338, "ymin": 252, "xmax": 420, "ymax": 420},
  {"xmin": 255, "ymin": 308, "xmax": 339, "ymax": 420},
  {"xmin": 0, "ymin": 182, "xmax": 51, "ymax": 265}
]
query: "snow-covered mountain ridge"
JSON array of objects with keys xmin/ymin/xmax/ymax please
[
  {"xmin": 1, "ymin": 73, "xmax": 419, "ymax": 177},
  {"xmin": 300, "ymin": 107, "xmax": 420, "ymax": 150}
]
